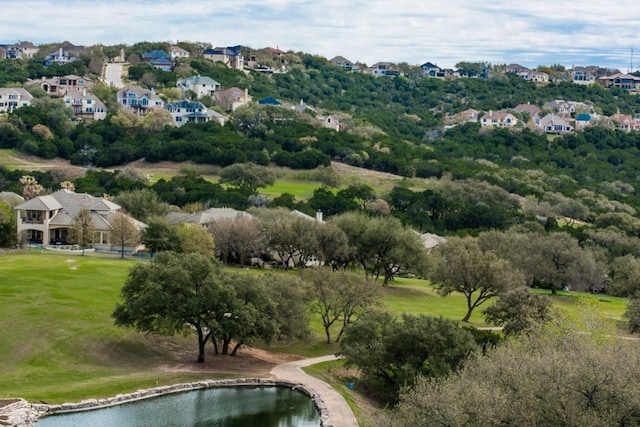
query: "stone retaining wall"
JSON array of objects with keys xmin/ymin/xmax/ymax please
[{"xmin": 18, "ymin": 378, "xmax": 330, "ymax": 427}]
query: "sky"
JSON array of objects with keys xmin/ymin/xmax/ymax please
[{"xmin": 4, "ymin": 0, "xmax": 640, "ymax": 72}]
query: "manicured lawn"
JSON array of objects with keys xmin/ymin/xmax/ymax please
[
  {"xmin": 0, "ymin": 252, "xmax": 631, "ymax": 403},
  {"xmin": 260, "ymin": 180, "xmax": 321, "ymax": 199},
  {"xmin": 0, "ymin": 252, "xmax": 229, "ymax": 402}
]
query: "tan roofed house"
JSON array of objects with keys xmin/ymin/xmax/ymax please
[{"xmin": 14, "ymin": 190, "xmax": 145, "ymax": 251}]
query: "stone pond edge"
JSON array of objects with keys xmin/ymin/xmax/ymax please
[{"xmin": 3, "ymin": 378, "xmax": 332, "ymax": 427}]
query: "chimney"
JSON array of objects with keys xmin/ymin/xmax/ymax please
[{"xmin": 315, "ymin": 211, "xmax": 323, "ymax": 223}]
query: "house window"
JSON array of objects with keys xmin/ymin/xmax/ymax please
[{"xmin": 87, "ymin": 99, "xmax": 92, "ymax": 104}]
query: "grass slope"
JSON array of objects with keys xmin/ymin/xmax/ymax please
[{"xmin": 0, "ymin": 252, "xmax": 630, "ymax": 403}]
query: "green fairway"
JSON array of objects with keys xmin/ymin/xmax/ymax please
[
  {"xmin": 0, "ymin": 252, "xmax": 631, "ymax": 403},
  {"xmin": 260, "ymin": 180, "xmax": 321, "ymax": 199}
]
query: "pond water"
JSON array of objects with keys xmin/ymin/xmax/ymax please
[{"xmin": 35, "ymin": 386, "xmax": 321, "ymax": 427}]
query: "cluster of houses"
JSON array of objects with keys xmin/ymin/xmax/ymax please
[
  {"xmin": 329, "ymin": 56, "xmax": 640, "ymax": 91},
  {"xmin": 0, "ymin": 41, "xmax": 342, "ymax": 130},
  {"xmin": 2, "ymin": 39, "xmax": 640, "ymax": 132},
  {"xmin": 445, "ymin": 99, "xmax": 640, "ymax": 134}
]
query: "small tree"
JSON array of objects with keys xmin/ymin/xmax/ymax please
[
  {"xmin": 305, "ymin": 268, "xmax": 380, "ymax": 344},
  {"xmin": 72, "ymin": 208, "xmax": 95, "ymax": 255},
  {"xmin": 140, "ymin": 216, "xmax": 181, "ymax": 255},
  {"xmin": 178, "ymin": 223, "xmax": 215, "ymax": 256},
  {"xmin": 110, "ymin": 212, "xmax": 140, "ymax": 258},
  {"xmin": 219, "ymin": 163, "xmax": 276, "ymax": 195}
]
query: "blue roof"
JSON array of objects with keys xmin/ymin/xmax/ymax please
[
  {"xmin": 142, "ymin": 50, "xmax": 170, "ymax": 59},
  {"xmin": 258, "ymin": 97, "xmax": 281, "ymax": 105}
]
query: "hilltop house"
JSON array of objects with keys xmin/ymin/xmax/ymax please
[
  {"xmin": 62, "ymin": 89, "xmax": 107, "ymax": 121},
  {"xmin": 116, "ymin": 85, "xmax": 165, "ymax": 116},
  {"xmin": 14, "ymin": 189, "xmax": 145, "ymax": 250},
  {"xmin": 177, "ymin": 75, "xmax": 221, "ymax": 98},
  {"xmin": 597, "ymin": 73, "xmax": 640, "ymax": 91},
  {"xmin": 610, "ymin": 113, "xmax": 640, "ymax": 132},
  {"xmin": 141, "ymin": 50, "xmax": 174, "ymax": 71},
  {"xmin": 421, "ymin": 62, "xmax": 447, "ymax": 78},
  {"xmin": 214, "ymin": 87, "xmax": 252, "ymax": 111},
  {"xmin": 366, "ymin": 62, "xmax": 399, "ymax": 77},
  {"xmin": 44, "ymin": 48, "xmax": 77, "ymax": 66},
  {"xmin": 480, "ymin": 111, "xmax": 518, "ymax": 128},
  {"xmin": 169, "ymin": 45, "xmax": 190, "ymax": 60},
  {"xmin": 165, "ymin": 100, "xmax": 226, "ymax": 126},
  {"xmin": 0, "ymin": 88, "xmax": 33, "ymax": 113},
  {"xmin": 4, "ymin": 41, "xmax": 39, "ymax": 59},
  {"xmin": 330, "ymin": 56, "xmax": 358, "ymax": 72},
  {"xmin": 568, "ymin": 66, "xmax": 598, "ymax": 85},
  {"xmin": 538, "ymin": 114, "xmax": 574, "ymax": 134},
  {"xmin": 514, "ymin": 104, "xmax": 541, "ymax": 122},
  {"xmin": 30, "ymin": 75, "xmax": 92, "ymax": 97},
  {"xmin": 202, "ymin": 46, "xmax": 244, "ymax": 70}
]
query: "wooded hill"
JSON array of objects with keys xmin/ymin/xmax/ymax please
[{"xmin": 3, "ymin": 47, "xmax": 640, "ymax": 234}]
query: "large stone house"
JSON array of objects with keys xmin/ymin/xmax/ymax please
[{"xmin": 14, "ymin": 190, "xmax": 145, "ymax": 250}]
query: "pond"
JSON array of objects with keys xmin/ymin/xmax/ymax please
[{"xmin": 35, "ymin": 386, "xmax": 321, "ymax": 427}]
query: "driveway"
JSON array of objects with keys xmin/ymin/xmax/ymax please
[
  {"xmin": 270, "ymin": 355, "xmax": 359, "ymax": 427},
  {"xmin": 104, "ymin": 63, "xmax": 125, "ymax": 88}
]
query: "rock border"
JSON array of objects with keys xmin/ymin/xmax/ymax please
[{"xmin": 24, "ymin": 378, "xmax": 329, "ymax": 427}]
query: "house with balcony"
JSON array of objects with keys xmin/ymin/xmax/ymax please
[
  {"xmin": 568, "ymin": 66, "xmax": 597, "ymax": 85},
  {"xmin": 177, "ymin": 75, "xmax": 221, "ymax": 98},
  {"xmin": 44, "ymin": 48, "xmax": 77, "ymax": 66},
  {"xmin": 62, "ymin": 88, "xmax": 107, "ymax": 121},
  {"xmin": 4, "ymin": 41, "xmax": 39, "ymax": 59},
  {"xmin": 330, "ymin": 55, "xmax": 358, "ymax": 72},
  {"xmin": 421, "ymin": 62, "xmax": 447, "ymax": 78},
  {"xmin": 0, "ymin": 88, "xmax": 33, "ymax": 113},
  {"xmin": 165, "ymin": 100, "xmax": 226, "ymax": 126},
  {"xmin": 14, "ymin": 189, "xmax": 145, "ymax": 250},
  {"xmin": 597, "ymin": 73, "xmax": 640, "ymax": 91},
  {"xmin": 202, "ymin": 46, "xmax": 244, "ymax": 70},
  {"xmin": 365, "ymin": 62, "xmax": 400, "ymax": 77},
  {"xmin": 116, "ymin": 85, "xmax": 165, "ymax": 116},
  {"xmin": 30, "ymin": 75, "xmax": 92, "ymax": 97}
]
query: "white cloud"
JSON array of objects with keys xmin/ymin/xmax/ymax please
[{"xmin": 3, "ymin": 0, "xmax": 640, "ymax": 71}]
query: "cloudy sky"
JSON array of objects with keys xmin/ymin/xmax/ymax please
[{"xmin": 4, "ymin": 0, "xmax": 640, "ymax": 71}]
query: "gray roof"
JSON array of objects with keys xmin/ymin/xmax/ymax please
[
  {"xmin": 0, "ymin": 191, "xmax": 24, "ymax": 206},
  {"xmin": 420, "ymin": 233, "xmax": 447, "ymax": 249},
  {"xmin": 14, "ymin": 194, "xmax": 63, "ymax": 211},
  {"xmin": 166, "ymin": 208, "xmax": 253, "ymax": 225}
]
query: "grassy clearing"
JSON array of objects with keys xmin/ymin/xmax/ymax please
[{"xmin": 0, "ymin": 252, "xmax": 631, "ymax": 403}]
